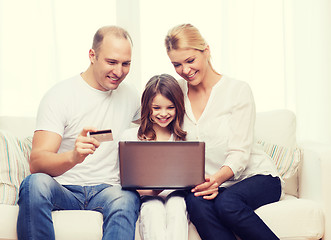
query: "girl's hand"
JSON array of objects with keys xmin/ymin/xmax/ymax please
[{"xmin": 192, "ymin": 176, "xmax": 219, "ymax": 200}]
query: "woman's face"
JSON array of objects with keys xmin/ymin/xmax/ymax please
[
  {"xmin": 167, "ymin": 48, "xmax": 210, "ymax": 86},
  {"xmin": 150, "ymin": 93, "xmax": 176, "ymax": 129}
]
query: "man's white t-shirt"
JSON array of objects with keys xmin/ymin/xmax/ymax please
[{"xmin": 36, "ymin": 74, "xmax": 140, "ymax": 186}]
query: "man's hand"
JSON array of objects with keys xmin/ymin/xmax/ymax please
[{"xmin": 72, "ymin": 127, "xmax": 100, "ymax": 164}]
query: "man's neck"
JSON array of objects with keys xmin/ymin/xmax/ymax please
[{"xmin": 80, "ymin": 66, "xmax": 95, "ymax": 88}]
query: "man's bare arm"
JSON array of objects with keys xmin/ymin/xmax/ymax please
[{"xmin": 29, "ymin": 128, "xmax": 100, "ymax": 177}]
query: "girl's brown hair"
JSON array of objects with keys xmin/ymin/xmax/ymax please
[{"xmin": 138, "ymin": 74, "xmax": 186, "ymax": 141}]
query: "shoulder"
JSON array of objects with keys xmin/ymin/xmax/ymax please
[
  {"xmin": 221, "ymin": 75, "xmax": 251, "ymax": 90},
  {"xmin": 115, "ymin": 82, "xmax": 139, "ymax": 98},
  {"xmin": 42, "ymin": 75, "xmax": 80, "ymax": 100},
  {"xmin": 120, "ymin": 126, "xmax": 139, "ymax": 141},
  {"xmin": 219, "ymin": 75, "xmax": 253, "ymax": 98},
  {"xmin": 176, "ymin": 79, "xmax": 188, "ymax": 95}
]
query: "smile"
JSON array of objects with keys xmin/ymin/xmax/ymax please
[
  {"xmin": 187, "ymin": 71, "xmax": 197, "ymax": 80},
  {"xmin": 107, "ymin": 76, "xmax": 120, "ymax": 81},
  {"xmin": 156, "ymin": 116, "xmax": 172, "ymax": 123}
]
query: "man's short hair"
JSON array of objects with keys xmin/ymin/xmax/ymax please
[{"xmin": 92, "ymin": 26, "xmax": 133, "ymax": 57}]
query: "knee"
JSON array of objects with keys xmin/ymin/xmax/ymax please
[
  {"xmin": 185, "ymin": 193, "xmax": 211, "ymax": 220},
  {"xmin": 140, "ymin": 199, "xmax": 165, "ymax": 219},
  {"xmin": 185, "ymin": 193, "xmax": 203, "ymax": 211},
  {"xmin": 215, "ymin": 192, "xmax": 245, "ymax": 223},
  {"xmin": 104, "ymin": 187, "xmax": 141, "ymax": 213},
  {"xmin": 166, "ymin": 196, "xmax": 186, "ymax": 216},
  {"xmin": 20, "ymin": 173, "xmax": 56, "ymax": 195},
  {"xmin": 18, "ymin": 173, "xmax": 57, "ymax": 205}
]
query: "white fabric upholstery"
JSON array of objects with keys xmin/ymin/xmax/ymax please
[
  {"xmin": 256, "ymin": 195, "xmax": 324, "ymax": 240},
  {"xmin": 255, "ymin": 109, "xmax": 297, "ymax": 147},
  {"xmin": 0, "ymin": 111, "xmax": 327, "ymax": 240}
]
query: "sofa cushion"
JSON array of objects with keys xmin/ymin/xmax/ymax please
[
  {"xmin": 255, "ymin": 110, "xmax": 301, "ymax": 197},
  {"xmin": 0, "ymin": 204, "xmax": 19, "ymax": 239},
  {"xmin": 0, "ymin": 130, "xmax": 32, "ymax": 205},
  {"xmin": 257, "ymin": 140, "xmax": 302, "ymax": 179},
  {"xmin": 255, "ymin": 195, "xmax": 324, "ymax": 239}
]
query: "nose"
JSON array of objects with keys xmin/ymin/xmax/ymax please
[
  {"xmin": 160, "ymin": 108, "xmax": 168, "ymax": 116},
  {"xmin": 113, "ymin": 65, "xmax": 123, "ymax": 77},
  {"xmin": 183, "ymin": 64, "xmax": 190, "ymax": 75}
]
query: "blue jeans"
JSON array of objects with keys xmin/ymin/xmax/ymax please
[
  {"xmin": 17, "ymin": 173, "xmax": 140, "ymax": 240},
  {"xmin": 185, "ymin": 174, "xmax": 281, "ymax": 240}
]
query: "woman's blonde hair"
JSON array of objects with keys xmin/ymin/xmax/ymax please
[
  {"xmin": 165, "ymin": 23, "xmax": 207, "ymax": 52},
  {"xmin": 165, "ymin": 23, "xmax": 218, "ymax": 74}
]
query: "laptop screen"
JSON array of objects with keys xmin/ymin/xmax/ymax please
[{"xmin": 119, "ymin": 141, "xmax": 205, "ymax": 189}]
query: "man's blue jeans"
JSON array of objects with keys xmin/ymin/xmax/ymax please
[
  {"xmin": 17, "ymin": 173, "xmax": 140, "ymax": 240},
  {"xmin": 185, "ymin": 174, "xmax": 281, "ymax": 240}
]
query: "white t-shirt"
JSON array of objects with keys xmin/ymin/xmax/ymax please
[
  {"xmin": 36, "ymin": 74, "xmax": 140, "ymax": 186},
  {"xmin": 178, "ymin": 76, "xmax": 280, "ymax": 188}
]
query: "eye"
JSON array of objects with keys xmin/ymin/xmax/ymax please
[
  {"xmin": 123, "ymin": 62, "xmax": 131, "ymax": 67},
  {"xmin": 187, "ymin": 58, "xmax": 195, "ymax": 64},
  {"xmin": 173, "ymin": 63, "xmax": 181, "ymax": 68},
  {"xmin": 107, "ymin": 61, "xmax": 117, "ymax": 65},
  {"xmin": 168, "ymin": 106, "xmax": 175, "ymax": 110},
  {"xmin": 152, "ymin": 106, "xmax": 160, "ymax": 110}
]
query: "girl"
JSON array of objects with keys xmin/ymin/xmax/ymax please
[
  {"xmin": 121, "ymin": 74, "xmax": 188, "ymax": 240},
  {"xmin": 164, "ymin": 23, "xmax": 282, "ymax": 240}
]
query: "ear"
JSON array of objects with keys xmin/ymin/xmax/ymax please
[
  {"xmin": 204, "ymin": 45, "xmax": 211, "ymax": 57},
  {"xmin": 89, "ymin": 49, "xmax": 96, "ymax": 64}
]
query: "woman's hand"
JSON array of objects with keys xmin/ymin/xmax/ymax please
[
  {"xmin": 191, "ymin": 166, "xmax": 234, "ymax": 200},
  {"xmin": 191, "ymin": 176, "xmax": 219, "ymax": 200}
]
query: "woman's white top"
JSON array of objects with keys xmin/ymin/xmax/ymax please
[{"xmin": 178, "ymin": 76, "xmax": 280, "ymax": 188}]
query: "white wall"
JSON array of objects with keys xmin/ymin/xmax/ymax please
[
  {"xmin": 288, "ymin": 0, "xmax": 331, "ymax": 144},
  {"xmin": 0, "ymin": 0, "xmax": 330, "ymax": 144}
]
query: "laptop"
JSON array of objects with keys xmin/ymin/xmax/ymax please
[{"xmin": 119, "ymin": 141, "xmax": 205, "ymax": 189}]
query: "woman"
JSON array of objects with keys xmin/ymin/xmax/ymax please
[
  {"xmin": 121, "ymin": 74, "xmax": 188, "ymax": 240},
  {"xmin": 164, "ymin": 23, "xmax": 282, "ymax": 240}
]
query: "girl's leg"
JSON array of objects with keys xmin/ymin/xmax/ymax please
[
  {"xmin": 165, "ymin": 194, "xmax": 188, "ymax": 240},
  {"xmin": 215, "ymin": 175, "xmax": 281, "ymax": 240},
  {"xmin": 139, "ymin": 197, "xmax": 166, "ymax": 240}
]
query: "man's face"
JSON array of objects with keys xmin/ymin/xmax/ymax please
[{"xmin": 90, "ymin": 35, "xmax": 132, "ymax": 91}]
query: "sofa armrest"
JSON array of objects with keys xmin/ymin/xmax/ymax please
[{"xmin": 298, "ymin": 141, "xmax": 331, "ymax": 240}]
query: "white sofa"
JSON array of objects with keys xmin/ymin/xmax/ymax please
[{"xmin": 0, "ymin": 110, "xmax": 329, "ymax": 240}]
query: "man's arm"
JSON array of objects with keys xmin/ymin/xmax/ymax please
[{"xmin": 29, "ymin": 127, "xmax": 100, "ymax": 177}]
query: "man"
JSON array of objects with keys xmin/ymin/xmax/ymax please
[{"xmin": 17, "ymin": 26, "xmax": 141, "ymax": 240}]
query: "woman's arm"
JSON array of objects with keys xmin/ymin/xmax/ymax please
[{"xmin": 192, "ymin": 82, "xmax": 256, "ymax": 200}]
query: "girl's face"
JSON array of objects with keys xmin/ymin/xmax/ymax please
[
  {"xmin": 150, "ymin": 93, "xmax": 176, "ymax": 128},
  {"xmin": 167, "ymin": 48, "xmax": 210, "ymax": 86}
]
